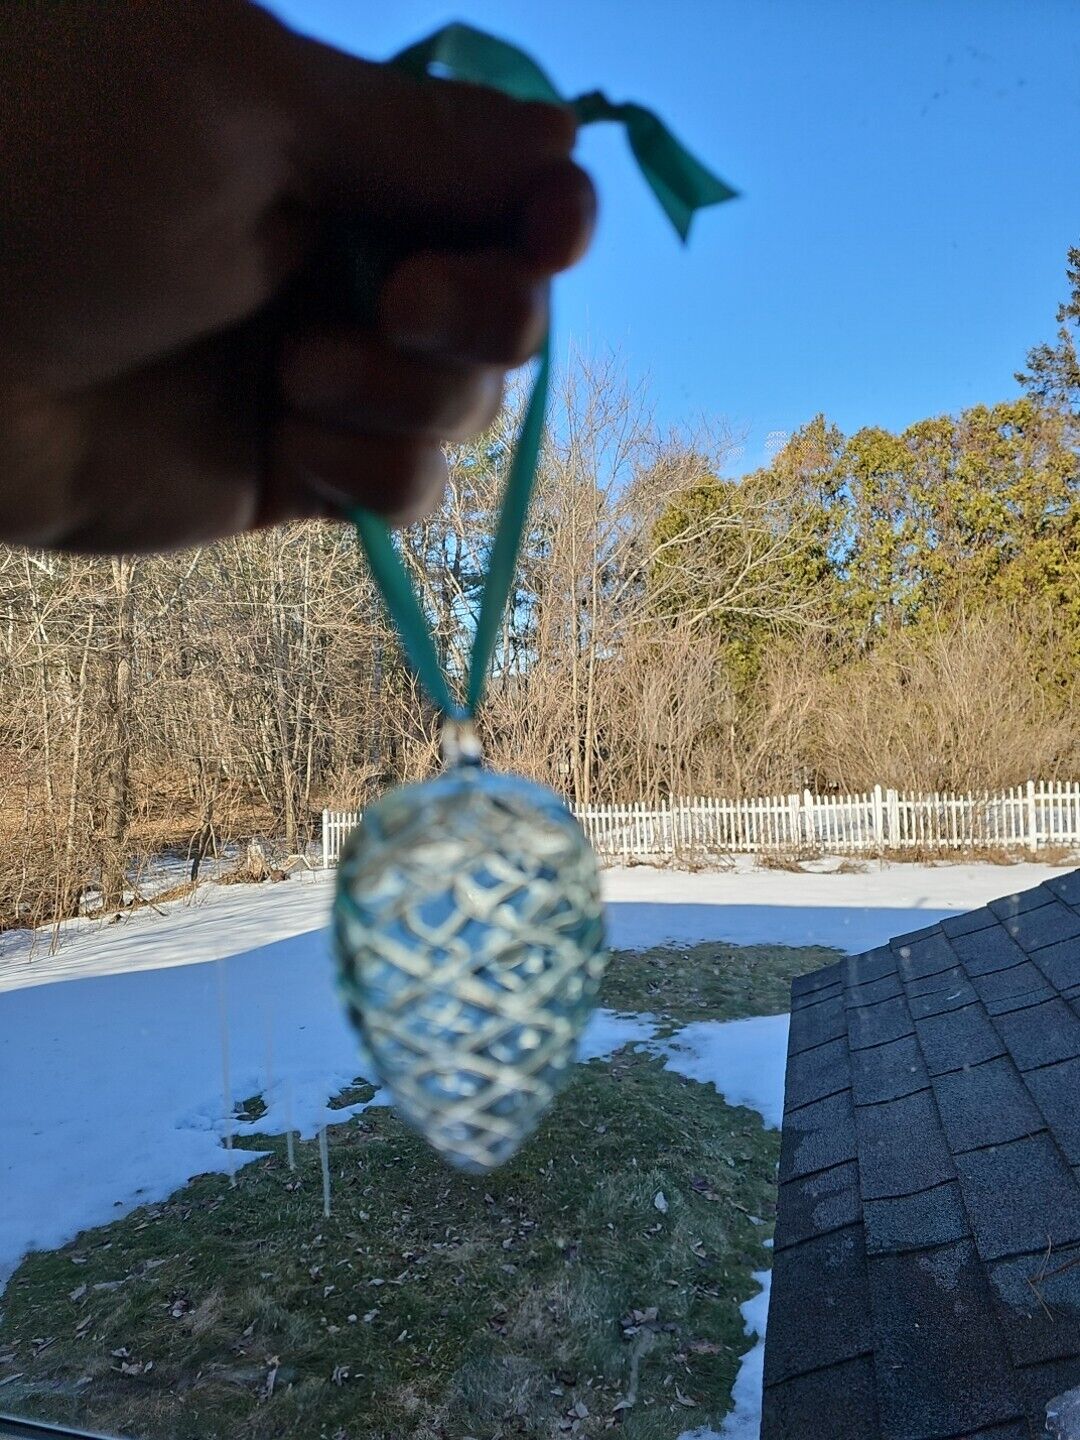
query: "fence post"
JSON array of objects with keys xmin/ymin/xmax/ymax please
[
  {"xmin": 1026, "ymin": 779, "xmax": 1038, "ymax": 856},
  {"xmin": 787, "ymin": 793, "xmax": 801, "ymax": 849},
  {"xmin": 871, "ymin": 784, "xmax": 884, "ymax": 851},
  {"xmin": 322, "ymin": 808, "xmax": 330, "ymax": 868},
  {"xmin": 885, "ymin": 788, "xmax": 899, "ymax": 849}
]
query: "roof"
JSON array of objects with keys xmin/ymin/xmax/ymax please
[{"xmin": 763, "ymin": 869, "xmax": 1080, "ymax": 1440}]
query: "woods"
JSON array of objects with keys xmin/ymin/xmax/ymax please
[{"xmin": 1, "ymin": 245, "xmax": 1077, "ymax": 929}]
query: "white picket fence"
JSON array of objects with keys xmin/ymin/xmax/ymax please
[{"xmin": 321, "ymin": 780, "xmax": 1080, "ymax": 868}]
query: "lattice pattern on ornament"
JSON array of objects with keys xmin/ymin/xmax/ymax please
[{"xmin": 334, "ymin": 770, "xmax": 607, "ymax": 1173}]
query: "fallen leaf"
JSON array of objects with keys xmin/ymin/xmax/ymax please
[
  {"xmin": 69, "ymin": 1284, "xmax": 87, "ymax": 1302},
  {"xmin": 674, "ymin": 1387, "xmax": 697, "ymax": 1408},
  {"xmin": 653, "ymin": 1192, "xmax": 669, "ymax": 1214}
]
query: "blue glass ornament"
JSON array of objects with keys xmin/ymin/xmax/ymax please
[{"xmin": 333, "ymin": 729, "xmax": 607, "ymax": 1173}]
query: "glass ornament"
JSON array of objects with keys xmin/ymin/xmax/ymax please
[{"xmin": 332, "ymin": 732, "xmax": 607, "ymax": 1173}]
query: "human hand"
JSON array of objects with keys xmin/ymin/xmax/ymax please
[{"xmin": 0, "ymin": 1, "xmax": 595, "ymax": 552}]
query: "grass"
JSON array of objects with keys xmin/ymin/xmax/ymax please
[{"xmin": 0, "ymin": 939, "xmax": 837, "ymax": 1440}]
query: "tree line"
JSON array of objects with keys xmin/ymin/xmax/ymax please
[{"xmin": 0, "ymin": 245, "xmax": 1076, "ymax": 927}]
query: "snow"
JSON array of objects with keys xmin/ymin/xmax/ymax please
[
  {"xmin": 658, "ymin": 1014, "xmax": 790, "ymax": 1129},
  {"xmin": 2, "ymin": 857, "xmax": 1066, "ymax": 1436},
  {"xmin": 679, "ymin": 1268, "xmax": 773, "ymax": 1440}
]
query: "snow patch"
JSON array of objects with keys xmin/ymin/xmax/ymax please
[
  {"xmin": 657, "ymin": 1014, "xmax": 790, "ymax": 1129},
  {"xmin": 678, "ymin": 1268, "xmax": 772, "ymax": 1440}
]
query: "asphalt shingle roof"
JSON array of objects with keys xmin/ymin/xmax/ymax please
[{"xmin": 762, "ymin": 872, "xmax": 1080, "ymax": 1439}]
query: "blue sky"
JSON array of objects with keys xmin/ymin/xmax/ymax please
[{"xmin": 267, "ymin": 0, "xmax": 1080, "ymax": 473}]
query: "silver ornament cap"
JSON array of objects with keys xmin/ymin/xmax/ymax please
[{"xmin": 333, "ymin": 744, "xmax": 607, "ymax": 1173}]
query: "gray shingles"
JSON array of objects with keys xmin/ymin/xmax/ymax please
[
  {"xmin": 987, "ymin": 1245, "xmax": 1080, "ymax": 1366},
  {"xmin": 954, "ymin": 1133, "xmax": 1080, "ymax": 1261},
  {"xmin": 931, "ymin": 1058, "xmax": 1045, "ymax": 1153},
  {"xmin": 1047, "ymin": 871, "xmax": 1080, "ymax": 909},
  {"xmin": 868, "ymin": 1240, "xmax": 1024, "ymax": 1437},
  {"xmin": 1025, "ymin": 1058, "xmax": 1080, "ymax": 1164},
  {"xmin": 1003, "ymin": 899, "xmax": 1080, "ymax": 955},
  {"xmin": 774, "ymin": 1162, "xmax": 861, "ymax": 1251},
  {"xmin": 904, "ymin": 962, "xmax": 973, "ymax": 998},
  {"xmin": 845, "ymin": 972, "xmax": 904, "ymax": 1009},
  {"xmin": 863, "ymin": 1180, "xmax": 970, "ymax": 1256},
  {"xmin": 844, "ymin": 946, "xmax": 897, "ymax": 986},
  {"xmin": 761, "ymin": 1354, "xmax": 880, "ymax": 1439},
  {"xmin": 994, "ymin": 998, "xmax": 1080, "ymax": 1072},
  {"xmin": 779, "ymin": 1089, "xmax": 857, "ymax": 1182},
  {"xmin": 990, "ymin": 886, "xmax": 1055, "ymax": 921},
  {"xmin": 949, "ymin": 924, "xmax": 1028, "ymax": 976},
  {"xmin": 787, "ymin": 992, "xmax": 848, "ymax": 1054},
  {"xmin": 850, "ymin": 1033, "xmax": 928, "ymax": 1106},
  {"xmin": 768, "ymin": 871, "xmax": 1080, "ymax": 1440},
  {"xmin": 791, "ymin": 961, "xmax": 843, "ymax": 1002},
  {"xmin": 855, "ymin": 1089, "xmax": 955, "ymax": 1199},
  {"xmin": 914, "ymin": 1003, "xmax": 1006, "ymax": 1076},
  {"xmin": 762, "ymin": 1225, "xmax": 874, "ymax": 1385},
  {"xmin": 907, "ymin": 978, "xmax": 979, "ymax": 1019},
  {"xmin": 1030, "ymin": 937, "xmax": 1080, "ymax": 996},
  {"xmin": 893, "ymin": 930, "xmax": 958, "ymax": 981},
  {"xmin": 941, "ymin": 904, "xmax": 997, "ymax": 939},
  {"xmin": 784, "ymin": 1036, "xmax": 851, "ymax": 1110},
  {"xmin": 847, "ymin": 994, "xmax": 915, "ymax": 1050},
  {"xmin": 969, "ymin": 960, "xmax": 1055, "ymax": 1008},
  {"xmin": 984, "ymin": 983, "xmax": 1058, "ymax": 1017}
]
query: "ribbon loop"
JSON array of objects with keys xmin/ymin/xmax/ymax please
[{"xmin": 353, "ymin": 24, "xmax": 736, "ymax": 720}]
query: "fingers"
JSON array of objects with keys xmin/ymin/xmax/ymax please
[
  {"xmin": 379, "ymin": 250, "xmax": 548, "ymax": 367},
  {"xmin": 280, "ymin": 333, "xmax": 504, "ymax": 443},
  {"xmin": 268, "ymin": 424, "xmax": 447, "ymax": 528},
  {"xmin": 281, "ymin": 28, "xmax": 578, "ymax": 237}
]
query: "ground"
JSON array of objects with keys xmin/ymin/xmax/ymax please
[{"xmin": 0, "ymin": 860, "xmax": 1069, "ymax": 1439}]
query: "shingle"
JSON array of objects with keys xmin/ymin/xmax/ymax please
[
  {"xmin": 779, "ymin": 1089, "xmax": 857, "ymax": 1182},
  {"xmin": 969, "ymin": 960, "xmax": 1055, "ymax": 1008},
  {"xmin": 893, "ymin": 930, "xmax": 958, "ymax": 981},
  {"xmin": 907, "ymin": 977, "xmax": 979, "ymax": 1019},
  {"xmin": 985, "ymin": 983, "xmax": 1058, "ymax": 1017},
  {"xmin": 994, "ymin": 998, "xmax": 1080, "ymax": 1072},
  {"xmin": 791, "ymin": 961, "xmax": 843, "ymax": 1002},
  {"xmin": 1004, "ymin": 899, "xmax": 1080, "ymax": 955},
  {"xmin": 868, "ymin": 1240, "xmax": 1024, "ymax": 1437},
  {"xmin": 1030, "ymin": 937, "xmax": 1080, "ymax": 996},
  {"xmin": 850, "ymin": 1033, "xmax": 928, "ymax": 1106},
  {"xmin": 856, "ymin": 1089, "xmax": 955, "ymax": 1199},
  {"xmin": 954, "ymin": 1133, "xmax": 1080, "ymax": 1261},
  {"xmin": 843, "ymin": 946, "xmax": 897, "ymax": 986},
  {"xmin": 989, "ymin": 885, "xmax": 1055, "ymax": 921},
  {"xmin": 915, "ymin": 1004, "xmax": 1006, "ymax": 1076},
  {"xmin": 863, "ymin": 1179, "xmax": 970, "ymax": 1256},
  {"xmin": 774, "ymin": 1162, "xmax": 861, "ymax": 1251},
  {"xmin": 1012, "ymin": 1356, "xmax": 1080, "ymax": 1431},
  {"xmin": 931, "ymin": 1057, "xmax": 1045, "ymax": 1153},
  {"xmin": 784, "ymin": 1037, "xmax": 851, "ymax": 1110},
  {"xmin": 1025, "ymin": 1058, "xmax": 1080, "ymax": 1164},
  {"xmin": 763, "ymin": 1225, "xmax": 873, "ymax": 1385},
  {"xmin": 987, "ymin": 1245, "xmax": 1080, "ymax": 1366},
  {"xmin": 905, "ymin": 963, "xmax": 973, "ymax": 998},
  {"xmin": 847, "ymin": 995, "xmax": 915, "ymax": 1051},
  {"xmin": 942, "ymin": 905, "xmax": 997, "ymax": 939},
  {"xmin": 761, "ymin": 1354, "xmax": 880, "ymax": 1440},
  {"xmin": 950, "ymin": 924, "xmax": 1028, "ymax": 976},
  {"xmin": 890, "ymin": 922, "xmax": 945, "ymax": 948},
  {"xmin": 787, "ymin": 994, "xmax": 847, "ymax": 1056},
  {"xmin": 845, "ymin": 972, "xmax": 904, "ymax": 1009},
  {"xmin": 1047, "ymin": 871, "xmax": 1080, "ymax": 909}
]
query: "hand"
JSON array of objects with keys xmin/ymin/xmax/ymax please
[{"xmin": 0, "ymin": 1, "xmax": 595, "ymax": 553}]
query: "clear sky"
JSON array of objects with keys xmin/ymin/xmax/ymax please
[{"xmin": 266, "ymin": 0, "xmax": 1080, "ymax": 473}]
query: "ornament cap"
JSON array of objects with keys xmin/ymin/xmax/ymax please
[{"xmin": 440, "ymin": 716, "xmax": 483, "ymax": 770}]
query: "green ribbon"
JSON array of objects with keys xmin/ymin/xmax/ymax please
[{"xmin": 350, "ymin": 22, "xmax": 736, "ymax": 720}]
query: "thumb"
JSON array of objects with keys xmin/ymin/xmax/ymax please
[{"xmin": 278, "ymin": 22, "xmax": 578, "ymax": 238}]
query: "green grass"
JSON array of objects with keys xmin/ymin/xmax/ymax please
[
  {"xmin": 0, "ymin": 940, "xmax": 835, "ymax": 1440},
  {"xmin": 599, "ymin": 938, "xmax": 841, "ymax": 1028}
]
